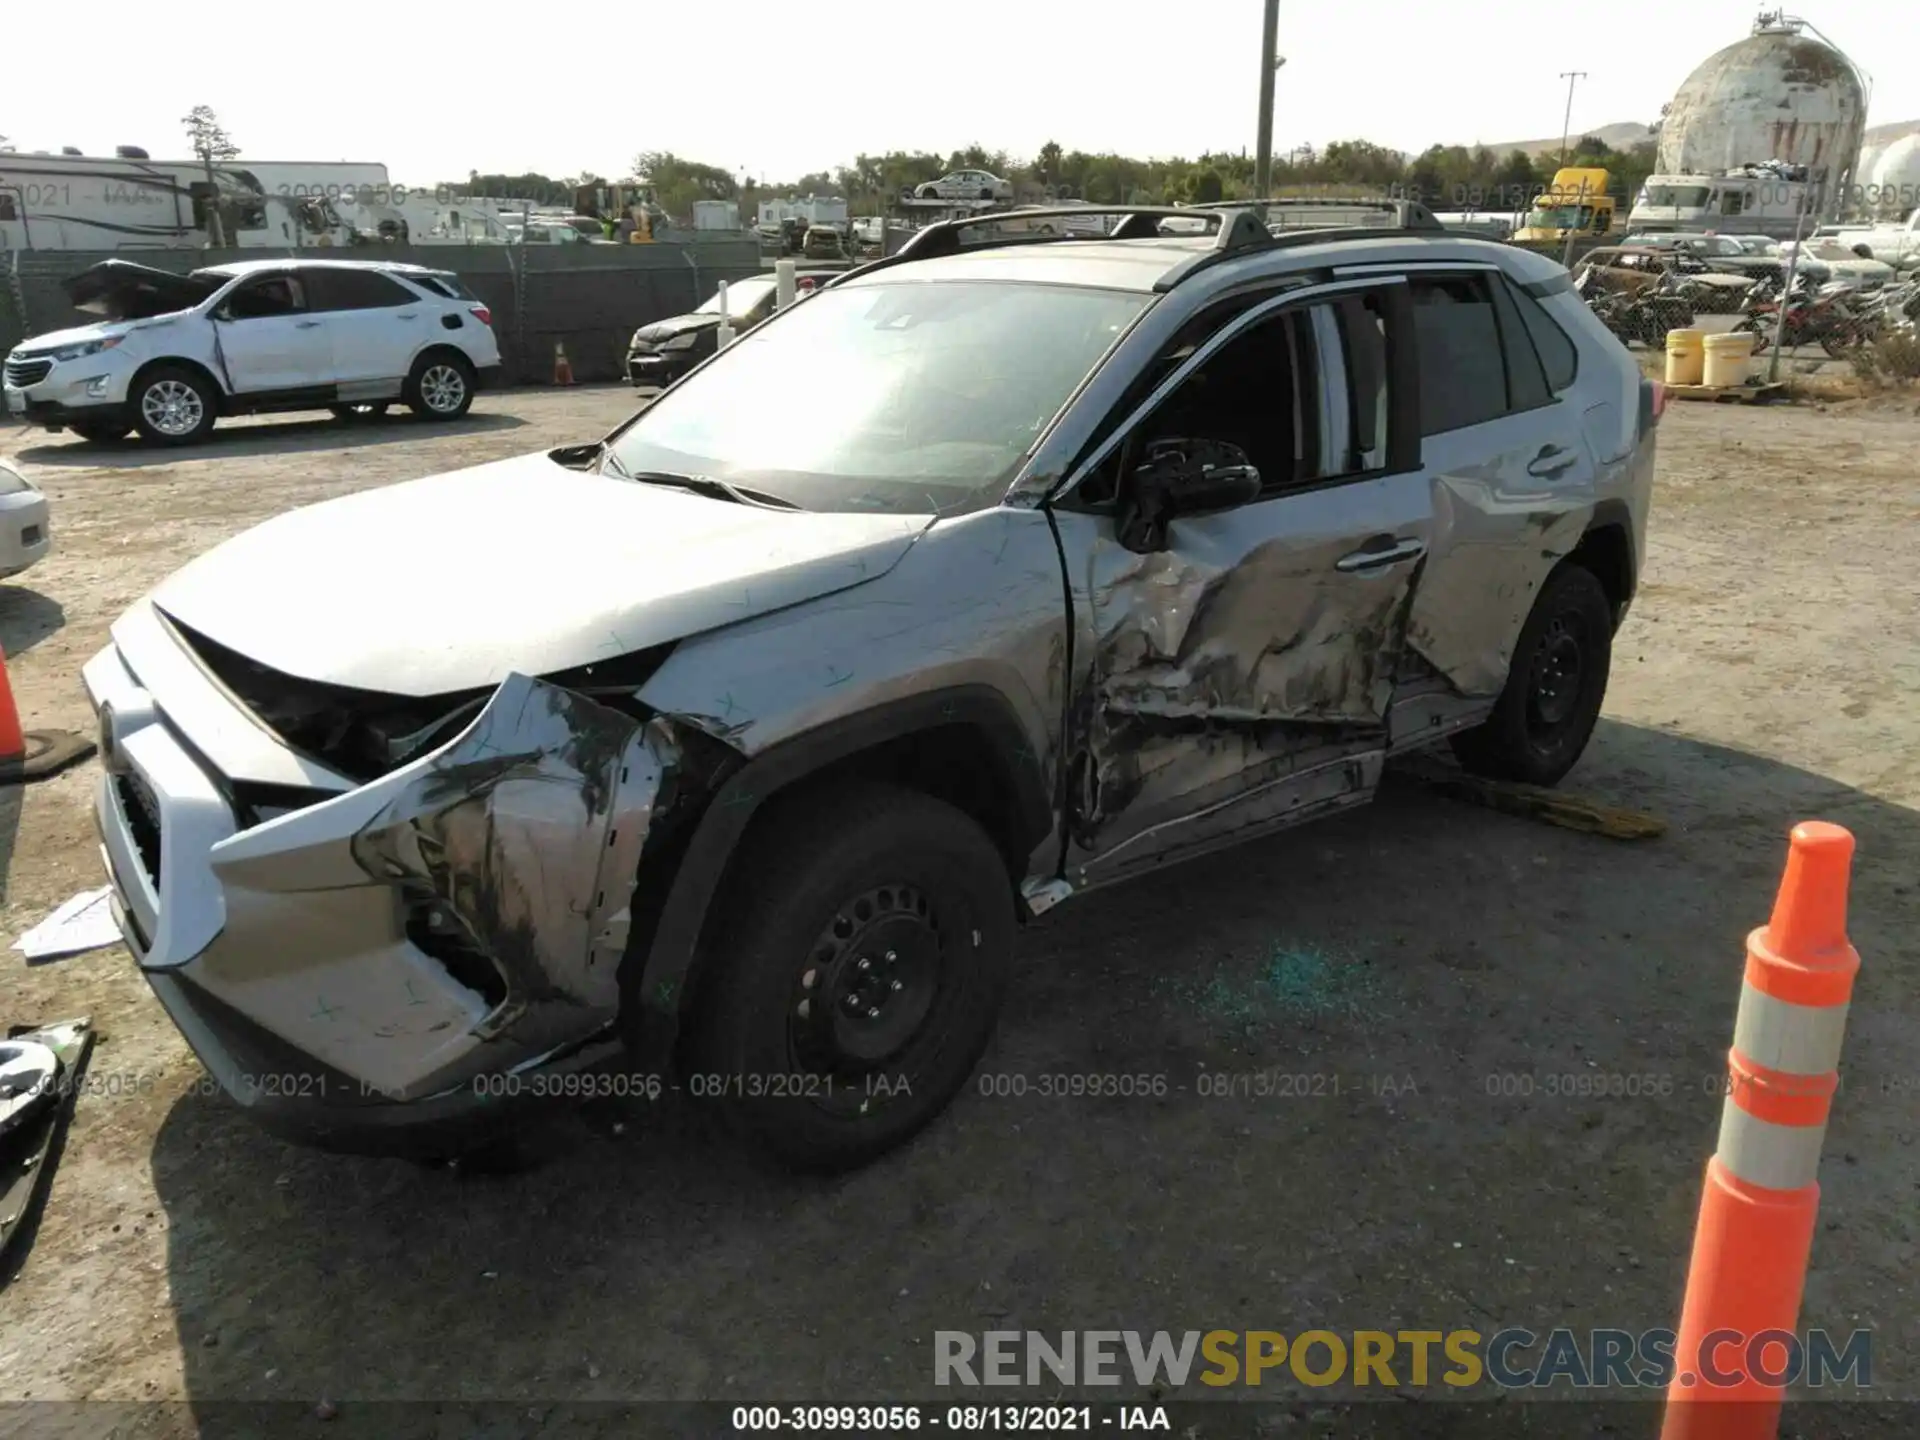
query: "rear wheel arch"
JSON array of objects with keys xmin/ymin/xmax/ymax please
[
  {"xmin": 1565, "ymin": 504, "xmax": 1636, "ymax": 626},
  {"xmin": 618, "ymin": 687, "xmax": 1053, "ymax": 1060}
]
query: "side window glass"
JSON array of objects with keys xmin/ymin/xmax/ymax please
[
  {"xmin": 306, "ymin": 268, "xmax": 419, "ymax": 311},
  {"xmin": 1329, "ymin": 294, "xmax": 1391, "ymax": 474},
  {"xmin": 1131, "ymin": 308, "xmax": 1321, "ymax": 496},
  {"xmin": 1488, "ymin": 276, "xmax": 1552, "ymax": 411},
  {"xmin": 225, "ymin": 276, "xmax": 301, "ymax": 320},
  {"xmin": 1503, "ymin": 276, "xmax": 1578, "ymax": 393},
  {"xmin": 1407, "ymin": 275, "xmax": 1508, "ymax": 434}
]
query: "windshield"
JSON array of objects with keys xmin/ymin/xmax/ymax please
[
  {"xmin": 696, "ymin": 278, "xmax": 777, "ymax": 315},
  {"xmin": 608, "ymin": 280, "xmax": 1149, "ymax": 514},
  {"xmin": 1642, "ymin": 186, "xmax": 1712, "ymax": 209},
  {"xmin": 1525, "ymin": 206, "xmax": 1594, "ymax": 228}
]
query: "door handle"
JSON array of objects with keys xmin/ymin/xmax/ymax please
[
  {"xmin": 395, "ymin": 312, "xmax": 418, "ymax": 321},
  {"xmin": 1528, "ymin": 444, "xmax": 1578, "ymax": 477},
  {"xmin": 1335, "ymin": 536, "xmax": 1427, "ymax": 573},
  {"xmin": 294, "ymin": 320, "xmax": 321, "ymax": 329}
]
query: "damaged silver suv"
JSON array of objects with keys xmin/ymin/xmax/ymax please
[{"xmin": 83, "ymin": 202, "xmax": 1660, "ymax": 1171}]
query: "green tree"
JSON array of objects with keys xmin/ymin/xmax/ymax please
[
  {"xmin": 181, "ymin": 105, "xmax": 239, "ymax": 246},
  {"xmin": 634, "ymin": 151, "xmax": 738, "ymax": 221},
  {"xmin": 1187, "ymin": 166, "xmax": 1225, "ymax": 204}
]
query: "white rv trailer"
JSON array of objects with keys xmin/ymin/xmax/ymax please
[{"xmin": 0, "ymin": 151, "xmax": 366, "ymax": 249}]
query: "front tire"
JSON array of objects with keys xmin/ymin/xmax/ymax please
[
  {"xmin": 1450, "ymin": 563, "xmax": 1614, "ymax": 788},
  {"xmin": 404, "ymin": 354, "xmax": 475, "ymax": 420},
  {"xmin": 68, "ymin": 421, "xmax": 129, "ymax": 444},
  {"xmin": 130, "ymin": 366, "xmax": 217, "ymax": 446},
  {"xmin": 684, "ymin": 782, "xmax": 1016, "ymax": 1173}
]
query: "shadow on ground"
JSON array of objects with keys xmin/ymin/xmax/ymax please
[
  {"xmin": 13, "ymin": 411, "xmax": 527, "ymax": 469},
  {"xmin": 0, "ymin": 586, "xmax": 64, "ymax": 658},
  {"xmin": 142, "ymin": 720, "xmax": 1916, "ymax": 1428}
]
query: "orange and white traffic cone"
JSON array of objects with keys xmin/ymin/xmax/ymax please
[
  {"xmin": 552, "ymin": 341, "xmax": 574, "ymax": 386},
  {"xmin": 0, "ymin": 644, "xmax": 95, "ymax": 786},
  {"xmin": 1660, "ymin": 821, "xmax": 1861, "ymax": 1440}
]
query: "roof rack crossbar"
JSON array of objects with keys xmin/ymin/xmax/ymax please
[
  {"xmin": 1187, "ymin": 197, "xmax": 1447, "ymax": 233},
  {"xmin": 822, "ymin": 204, "xmax": 1247, "ymax": 285},
  {"xmin": 822, "ymin": 198, "xmax": 1452, "ymax": 294}
]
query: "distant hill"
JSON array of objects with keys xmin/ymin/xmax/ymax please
[{"xmin": 1459, "ymin": 122, "xmax": 1656, "ymax": 160}]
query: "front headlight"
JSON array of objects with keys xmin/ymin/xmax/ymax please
[
  {"xmin": 0, "ymin": 463, "xmax": 35, "ymax": 497},
  {"xmin": 49, "ymin": 337, "xmax": 122, "ymax": 362},
  {"xmin": 660, "ymin": 332, "xmax": 700, "ymax": 351}
]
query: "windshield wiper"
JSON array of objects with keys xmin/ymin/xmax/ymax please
[{"xmin": 618, "ymin": 466, "xmax": 799, "ymax": 510}]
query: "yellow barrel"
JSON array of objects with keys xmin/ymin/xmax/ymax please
[
  {"xmin": 1664, "ymin": 329, "xmax": 1705, "ymax": 387},
  {"xmin": 1701, "ymin": 331, "xmax": 1753, "ymax": 389}
]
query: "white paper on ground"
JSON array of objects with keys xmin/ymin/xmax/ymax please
[{"xmin": 12, "ymin": 886, "xmax": 121, "ymax": 962}]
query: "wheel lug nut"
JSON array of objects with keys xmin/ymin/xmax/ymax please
[
  {"xmin": 867, "ymin": 1007, "xmax": 880, "ymax": 1020},
  {"xmin": 856, "ymin": 957, "xmax": 871, "ymax": 972},
  {"xmin": 884, "ymin": 950, "xmax": 897, "ymax": 963},
  {"xmin": 890, "ymin": 979, "xmax": 903, "ymax": 992}
]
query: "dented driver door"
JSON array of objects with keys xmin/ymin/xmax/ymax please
[{"xmin": 1052, "ymin": 278, "xmax": 1432, "ymax": 891}]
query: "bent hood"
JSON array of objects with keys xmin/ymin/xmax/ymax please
[
  {"xmin": 148, "ymin": 450, "xmax": 933, "ymax": 697},
  {"xmin": 633, "ymin": 312, "xmax": 720, "ymax": 343},
  {"xmin": 62, "ymin": 259, "xmax": 220, "ymax": 322}
]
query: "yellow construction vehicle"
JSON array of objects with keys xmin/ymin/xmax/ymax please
[{"xmin": 1514, "ymin": 167, "xmax": 1616, "ymax": 242}]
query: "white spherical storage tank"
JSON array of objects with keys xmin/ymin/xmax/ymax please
[
  {"xmin": 1867, "ymin": 134, "xmax": 1920, "ymax": 214},
  {"xmin": 1656, "ymin": 14, "xmax": 1867, "ymax": 188}
]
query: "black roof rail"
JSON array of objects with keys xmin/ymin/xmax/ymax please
[{"xmin": 821, "ymin": 204, "xmax": 1272, "ymax": 287}]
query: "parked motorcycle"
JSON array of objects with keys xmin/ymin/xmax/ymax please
[
  {"xmin": 1732, "ymin": 274, "xmax": 1878, "ymax": 356},
  {"xmin": 1575, "ymin": 265, "xmax": 1696, "ymax": 349}
]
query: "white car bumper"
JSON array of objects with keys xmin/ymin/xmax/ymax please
[
  {"xmin": 4, "ymin": 352, "xmax": 136, "ymax": 427},
  {"xmin": 0, "ymin": 488, "xmax": 51, "ymax": 578}
]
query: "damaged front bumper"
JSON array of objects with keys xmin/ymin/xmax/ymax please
[{"xmin": 84, "ymin": 645, "xmax": 684, "ymax": 1155}]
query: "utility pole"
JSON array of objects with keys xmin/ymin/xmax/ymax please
[
  {"xmin": 1558, "ymin": 72, "xmax": 1588, "ymax": 166},
  {"xmin": 1254, "ymin": 0, "xmax": 1280, "ymax": 200}
]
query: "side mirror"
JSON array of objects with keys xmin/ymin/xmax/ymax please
[{"xmin": 1115, "ymin": 439, "xmax": 1263, "ymax": 554}]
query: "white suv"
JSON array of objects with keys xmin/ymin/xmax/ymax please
[{"xmin": 3, "ymin": 258, "xmax": 503, "ymax": 446}]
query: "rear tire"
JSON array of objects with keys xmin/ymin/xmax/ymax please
[
  {"xmin": 682, "ymin": 782, "xmax": 1016, "ymax": 1173},
  {"xmin": 1449, "ymin": 563, "xmax": 1614, "ymax": 788},
  {"xmin": 130, "ymin": 365, "xmax": 217, "ymax": 446},
  {"xmin": 403, "ymin": 353, "xmax": 475, "ymax": 420}
]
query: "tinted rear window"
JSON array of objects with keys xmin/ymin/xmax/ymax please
[{"xmin": 408, "ymin": 273, "xmax": 475, "ymax": 300}]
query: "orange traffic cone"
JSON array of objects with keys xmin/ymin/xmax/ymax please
[
  {"xmin": 553, "ymin": 341, "xmax": 574, "ymax": 386},
  {"xmin": 1660, "ymin": 821, "xmax": 1861, "ymax": 1440},
  {"xmin": 0, "ymin": 644, "xmax": 95, "ymax": 786}
]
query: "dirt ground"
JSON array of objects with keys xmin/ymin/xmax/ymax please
[{"xmin": 1, "ymin": 386, "xmax": 1916, "ymax": 1434}]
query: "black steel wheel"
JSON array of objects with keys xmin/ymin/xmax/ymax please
[
  {"xmin": 1450, "ymin": 563, "xmax": 1614, "ymax": 787},
  {"xmin": 679, "ymin": 782, "xmax": 1015, "ymax": 1172}
]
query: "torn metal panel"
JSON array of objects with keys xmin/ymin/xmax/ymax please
[
  {"xmin": 1051, "ymin": 474, "xmax": 1429, "ymax": 865},
  {"xmin": 347, "ymin": 676, "xmax": 677, "ymax": 1037},
  {"xmin": 192, "ymin": 676, "xmax": 679, "ymax": 1099},
  {"xmin": 1403, "ymin": 465, "xmax": 1594, "ymax": 697}
]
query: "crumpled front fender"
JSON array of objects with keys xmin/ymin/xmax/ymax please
[{"xmin": 199, "ymin": 674, "xmax": 679, "ymax": 1099}]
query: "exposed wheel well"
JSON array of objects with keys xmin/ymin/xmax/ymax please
[
  {"xmin": 1566, "ymin": 522, "xmax": 1633, "ymax": 627},
  {"xmin": 759, "ymin": 724, "xmax": 1037, "ymax": 880},
  {"xmin": 655, "ymin": 722, "xmax": 1045, "ymax": 1052},
  {"xmin": 130, "ymin": 356, "xmax": 224, "ymax": 410}
]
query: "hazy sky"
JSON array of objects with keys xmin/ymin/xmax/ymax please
[{"xmin": 3, "ymin": 1, "xmax": 1911, "ymax": 183}]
